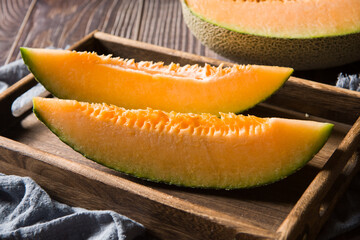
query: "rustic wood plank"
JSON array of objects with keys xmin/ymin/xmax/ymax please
[
  {"xmin": 6, "ymin": 0, "xmax": 142, "ymax": 63},
  {"xmin": 3, "ymin": 0, "xmax": 227, "ymax": 64},
  {"xmin": 277, "ymin": 117, "xmax": 360, "ymax": 239},
  {"xmin": 0, "ymin": 136, "xmax": 276, "ymax": 240},
  {"xmin": 2, "ymin": 110, "xmax": 346, "ymax": 233},
  {"xmin": 138, "ymin": 0, "xmax": 228, "ymax": 61},
  {"xmin": 267, "ymin": 77, "xmax": 360, "ymax": 125},
  {"xmin": 0, "ymin": 30, "xmax": 357, "ymax": 239},
  {"xmin": 0, "ymin": 0, "xmax": 33, "ymax": 65},
  {"xmin": 1, "ymin": 0, "xmax": 358, "ymax": 87},
  {"xmin": 95, "ymin": 31, "xmax": 360, "ymax": 125},
  {"xmin": 1, "ymin": 29, "xmax": 354, "ymax": 237},
  {"xmin": 0, "ymin": 112, "xmax": 356, "ymax": 239},
  {"xmin": 0, "ymin": 0, "xmax": 359, "ymax": 237}
]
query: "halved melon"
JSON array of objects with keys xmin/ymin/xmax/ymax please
[
  {"xmin": 182, "ymin": 0, "xmax": 360, "ymax": 70},
  {"xmin": 21, "ymin": 48, "xmax": 293, "ymax": 115},
  {"xmin": 33, "ymin": 97, "xmax": 333, "ymax": 189},
  {"xmin": 185, "ymin": 0, "xmax": 360, "ymax": 38}
]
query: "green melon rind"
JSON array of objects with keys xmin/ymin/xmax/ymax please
[
  {"xmin": 21, "ymin": 47, "xmax": 293, "ymax": 115},
  {"xmin": 32, "ymin": 100, "xmax": 165, "ymax": 186},
  {"xmin": 21, "ymin": 47, "xmax": 79, "ymax": 103},
  {"xmin": 181, "ymin": 0, "xmax": 360, "ymax": 70},
  {"xmin": 20, "ymin": 47, "xmax": 51, "ymax": 95},
  {"xmin": 233, "ymin": 69, "xmax": 292, "ymax": 115},
  {"xmin": 21, "ymin": 47, "xmax": 76, "ymax": 103},
  {"xmin": 262, "ymin": 122, "xmax": 334, "ymax": 187},
  {"xmin": 33, "ymin": 98, "xmax": 334, "ymax": 189}
]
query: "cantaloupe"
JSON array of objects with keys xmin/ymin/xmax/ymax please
[
  {"xmin": 33, "ymin": 97, "xmax": 333, "ymax": 189},
  {"xmin": 182, "ymin": 0, "xmax": 360, "ymax": 70},
  {"xmin": 21, "ymin": 47, "xmax": 293, "ymax": 115}
]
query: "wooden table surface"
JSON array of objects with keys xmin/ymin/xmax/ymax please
[
  {"xmin": 1, "ymin": 0, "xmax": 359, "ymax": 239},
  {"xmin": 0, "ymin": 0, "xmax": 226, "ymax": 66}
]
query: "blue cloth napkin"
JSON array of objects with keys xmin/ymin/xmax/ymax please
[
  {"xmin": 0, "ymin": 173, "xmax": 145, "ymax": 240},
  {"xmin": 336, "ymin": 73, "xmax": 360, "ymax": 92}
]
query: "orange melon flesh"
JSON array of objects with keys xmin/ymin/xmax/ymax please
[
  {"xmin": 186, "ymin": 0, "xmax": 360, "ymax": 38},
  {"xmin": 33, "ymin": 97, "xmax": 333, "ymax": 189},
  {"xmin": 21, "ymin": 48, "xmax": 293, "ymax": 115}
]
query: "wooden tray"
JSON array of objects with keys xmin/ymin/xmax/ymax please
[{"xmin": 1, "ymin": 31, "xmax": 360, "ymax": 240}]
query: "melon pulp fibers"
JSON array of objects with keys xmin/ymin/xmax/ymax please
[
  {"xmin": 33, "ymin": 97, "xmax": 333, "ymax": 189},
  {"xmin": 182, "ymin": 0, "xmax": 360, "ymax": 70},
  {"xmin": 21, "ymin": 47, "xmax": 293, "ymax": 115},
  {"xmin": 185, "ymin": 0, "xmax": 360, "ymax": 38}
]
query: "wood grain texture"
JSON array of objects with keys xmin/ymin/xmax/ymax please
[
  {"xmin": 267, "ymin": 77, "xmax": 360, "ymax": 125},
  {"xmin": 6, "ymin": 0, "xmax": 142, "ymax": 62},
  {"xmin": 0, "ymin": 0, "xmax": 360, "ymax": 238},
  {"xmin": 0, "ymin": 114, "xmax": 357, "ymax": 239},
  {"xmin": 278, "ymin": 117, "xmax": 360, "ymax": 239},
  {"xmin": 3, "ymin": 112, "xmax": 328, "ymax": 233},
  {"xmin": 0, "ymin": 136, "xmax": 275, "ymax": 240},
  {"xmin": 96, "ymin": 31, "xmax": 360, "ymax": 125},
  {"xmin": 138, "ymin": 0, "xmax": 225, "ymax": 60},
  {"xmin": 4, "ymin": 0, "xmax": 229, "ymax": 64},
  {"xmin": 2, "ymin": 0, "xmax": 357, "ymax": 86},
  {"xmin": 1, "ymin": 33, "xmax": 360, "ymax": 239},
  {"xmin": 0, "ymin": 0, "xmax": 33, "ymax": 65}
]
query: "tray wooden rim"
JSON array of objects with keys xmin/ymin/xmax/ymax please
[{"xmin": 1, "ymin": 30, "xmax": 360, "ymax": 240}]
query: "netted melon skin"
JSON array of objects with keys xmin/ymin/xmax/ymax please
[{"xmin": 181, "ymin": 0, "xmax": 360, "ymax": 70}]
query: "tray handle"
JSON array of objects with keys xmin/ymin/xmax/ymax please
[{"xmin": 277, "ymin": 116, "xmax": 360, "ymax": 239}]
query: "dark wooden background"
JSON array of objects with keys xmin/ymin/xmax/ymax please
[
  {"xmin": 1, "ymin": 0, "xmax": 359, "ymax": 239},
  {"xmin": 0, "ymin": 0, "xmax": 226, "ymax": 66}
]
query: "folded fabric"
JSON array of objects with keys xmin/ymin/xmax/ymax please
[
  {"xmin": 0, "ymin": 59, "xmax": 30, "ymax": 87},
  {"xmin": 336, "ymin": 73, "xmax": 360, "ymax": 92},
  {"xmin": 0, "ymin": 173, "xmax": 145, "ymax": 240}
]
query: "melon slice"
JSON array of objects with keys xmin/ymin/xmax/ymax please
[
  {"xmin": 33, "ymin": 97, "xmax": 333, "ymax": 189},
  {"xmin": 182, "ymin": 0, "xmax": 360, "ymax": 70},
  {"xmin": 21, "ymin": 48, "xmax": 293, "ymax": 115}
]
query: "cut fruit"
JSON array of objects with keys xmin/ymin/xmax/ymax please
[
  {"xmin": 21, "ymin": 47, "xmax": 293, "ymax": 115},
  {"xmin": 182, "ymin": 0, "xmax": 360, "ymax": 70},
  {"xmin": 33, "ymin": 97, "xmax": 333, "ymax": 189},
  {"xmin": 185, "ymin": 0, "xmax": 360, "ymax": 38}
]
